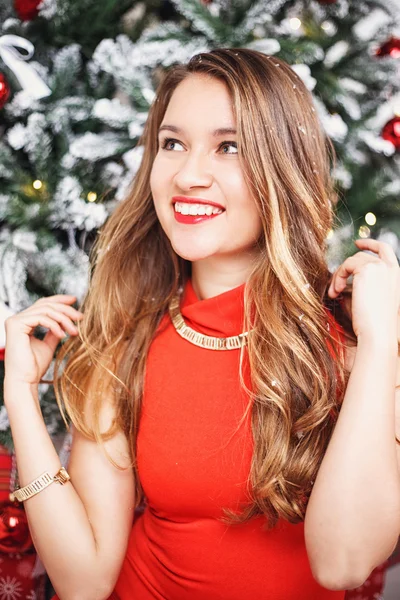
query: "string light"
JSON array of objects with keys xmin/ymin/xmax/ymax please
[
  {"xmin": 32, "ymin": 180, "xmax": 43, "ymax": 190},
  {"xmin": 365, "ymin": 212, "xmax": 376, "ymax": 226},
  {"xmin": 321, "ymin": 21, "xmax": 337, "ymax": 36},
  {"xmin": 289, "ymin": 17, "xmax": 302, "ymax": 30},
  {"xmin": 326, "ymin": 229, "xmax": 334, "ymax": 239},
  {"xmin": 87, "ymin": 192, "xmax": 97, "ymax": 202},
  {"xmin": 358, "ymin": 225, "xmax": 371, "ymax": 238}
]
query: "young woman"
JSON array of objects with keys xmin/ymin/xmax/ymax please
[{"xmin": 4, "ymin": 48, "xmax": 400, "ymax": 600}]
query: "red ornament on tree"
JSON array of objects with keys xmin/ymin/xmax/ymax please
[
  {"xmin": 375, "ymin": 37, "xmax": 400, "ymax": 58},
  {"xmin": 14, "ymin": 0, "xmax": 42, "ymax": 21},
  {"xmin": 0, "ymin": 73, "xmax": 10, "ymax": 109},
  {"xmin": 381, "ymin": 116, "xmax": 400, "ymax": 150},
  {"xmin": 0, "ymin": 501, "xmax": 34, "ymax": 553}
]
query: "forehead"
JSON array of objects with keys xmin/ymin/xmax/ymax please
[{"xmin": 162, "ymin": 74, "xmax": 236, "ymax": 130}]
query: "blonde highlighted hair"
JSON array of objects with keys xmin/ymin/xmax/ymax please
[{"xmin": 52, "ymin": 48, "xmax": 357, "ymax": 530}]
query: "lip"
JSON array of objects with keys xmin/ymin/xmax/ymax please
[
  {"xmin": 174, "ymin": 212, "xmax": 222, "ymax": 225},
  {"xmin": 172, "ymin": 196, "xmax": 225, "ymax": 210}
]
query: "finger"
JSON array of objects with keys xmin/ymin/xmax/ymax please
[
  {"xmin": 36, "ymin": 295, "xmax": 78, "ymax": 305},
  {"xmin": 10, "ymin": 314, "xmax": 68, "ymax": 339},
  {"xmin": 13, "ymin": 307, "xmax": 80, "ymax": 335},
  {"xmin": 36, "ymin": 308, "xmax": 80, "ymax": 335},
  {"xmin": 42, "ymin": 329, "xmax": 64, "ymax": 354},
  {"xmin": 328, "ymin": 254, "xmax": 379, "ymax": 297},
  {"xmin": 328, "ymin": 257, "xmax": 357, "ymax": 298},
  {"xmin": 354, "ymin": 239, "xmax": 398, "ymax": 267},
  {"xmin": 38, "ymin": 302, "xmax": 84, "ymax": 320}
]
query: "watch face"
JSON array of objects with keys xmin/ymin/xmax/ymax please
[{"xmin": 56, "ymin": 467, "xmax": 70, "ymax": 484}]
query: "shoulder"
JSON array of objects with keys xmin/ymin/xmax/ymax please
[{"xmin": 77, "ymin": 339, "xmax": 133, "ymax": 467}]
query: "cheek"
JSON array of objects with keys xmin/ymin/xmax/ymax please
[
  {"xmin": 243, "ymin": 207, "xmax": 263, "ymax": 241},
  {"xmin": 150, "ymin": 156, "xmax": 175, "ymax": 198},
  {"xmin": 150, "ymin": 160, "xmax": 165, "ymax": 212},
  {"xmin": 231, "ymin": 181, "xmax": 262, "ymax": 238},
  {"xmin": 149, "ymin": 158, "xmax": 160, "ymax": 194},
  {"xmin": 228, "ymin": 175, "xmax": 259, "ymax": 217}
]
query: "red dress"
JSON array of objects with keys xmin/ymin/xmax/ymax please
[{"xmin": 53, "ymin": 279, "xmax": 346, "ymax": 599}]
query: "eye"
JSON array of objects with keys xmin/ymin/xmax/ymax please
[
  {"xmin": 219, "ymin": 141, "xmax": 238, "ymax": 155},
  {"xmin": 160, "ymin": 137, "xmax": 184, "ymax": 152},
  {"xmin": 160, "ymin": 137, "xmax": 238, "ymax": 155}
]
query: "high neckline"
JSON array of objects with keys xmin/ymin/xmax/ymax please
[{"xmin": 180, "ymin": 279, "xmax": 246, "ymax": 338}]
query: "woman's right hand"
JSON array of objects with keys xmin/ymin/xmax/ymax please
[{"xmin": 4, "ymin": 295, "xmax": 84, "ymax": 386}]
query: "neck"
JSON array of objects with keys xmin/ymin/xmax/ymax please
[{"xmin": 190, "ymin": 250, "xmax": 259, "ymax": 300}]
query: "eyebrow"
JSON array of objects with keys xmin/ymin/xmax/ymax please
[{"xmin": 158, "ymin": 124, "xmax": 237, "ymax": 137}]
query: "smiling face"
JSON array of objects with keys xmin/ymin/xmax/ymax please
[{"xmin": 150, "ymin": 74, "xmax": 263, "ymax": 264}]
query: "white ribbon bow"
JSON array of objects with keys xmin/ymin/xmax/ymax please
[{"xmin": 0, "ymin": 34, "xmax": 51, "ymax": 100}]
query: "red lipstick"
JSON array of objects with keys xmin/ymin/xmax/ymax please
[
  {"xmin": 172, "ymin": 196, "xmax": 225, "ymax": 210},
  {"xmin": 172, "ymin": 196, "xmax": 225, "ymax": 225},
  {"xmin": 174, "ymin": 212, "xmax": 222, "ymax": 225}
]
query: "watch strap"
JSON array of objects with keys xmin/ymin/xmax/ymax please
[{"xmin": 9, "ymin": 467, "xmax": 70, "ymax": 503}]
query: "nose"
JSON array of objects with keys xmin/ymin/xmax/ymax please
[{"xmin": 173, "ymin": 151, "xmax": 213, "ymax": 191}]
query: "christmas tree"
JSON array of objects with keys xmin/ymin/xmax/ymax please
[{"xmin": 1, "ymin": 0, "xmax": 400, "ymax": 448}]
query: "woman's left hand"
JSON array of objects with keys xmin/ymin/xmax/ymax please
[{"xmin": 327, "ymin": 238, "xmax": 400, "ymax": 343}]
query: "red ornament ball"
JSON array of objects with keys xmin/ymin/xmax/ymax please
[
  {"xmin": 381, "ymin": 116, "xmax": 400, "ymax": 150},
  {"xmin": 0, "ymin": 73, "xmax": 10, "ymax": 109},
  {"xmin": 14, "ymin": 0, "xmax": 41, "ymax": 21},
  {"xmin": 376, "ymin": 37, "xmax": 400, "ymax": 58},
  {"xmin": 0, "ymin": 501, "xmax": 34, "ymax": 553}
]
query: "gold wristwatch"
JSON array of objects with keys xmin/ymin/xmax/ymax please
[{"xmin": 9, "ymin": 467, "xmax": 71, "ymax": 503}]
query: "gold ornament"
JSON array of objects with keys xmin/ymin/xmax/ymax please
[{"xmin": 168, "ymin": 293, "xmax": 249, "ymax": 350}]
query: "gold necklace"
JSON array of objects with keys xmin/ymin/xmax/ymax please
[{"xmin": 168, "ymin": 293, "xmax": 249, "ymax": 350}]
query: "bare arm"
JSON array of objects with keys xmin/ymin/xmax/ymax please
[
  {"xmin": 4, "ymin": 377, "xmax": 135, "ymax": 600},
  {"xmin": 304, "ymin": 335, "xmax": 400, "ymax": 591}
]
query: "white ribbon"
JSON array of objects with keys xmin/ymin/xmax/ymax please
[{"xmin": 0, "ymin": 34, "xmax": 51, "ymax": 100}]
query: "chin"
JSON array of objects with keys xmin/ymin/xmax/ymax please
[{"xmin": 170, "ymin": 238, "xmax": 220, "ymax": 262}]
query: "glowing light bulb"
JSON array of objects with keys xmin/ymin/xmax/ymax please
[
  {"xmin": 33, "ymin": 180, "xmax": 43, "ymax": 190},
  {"xmin": 358, "ymin": 225, "xmax": 370, "ymax": 238},
  {"xmin": 87, "ymin": 192, "xmax": 97, "ymax": 202},
  {"xmin": 326, "ymin": 229, "xmax": 334, "ymax": 239},
  {"xmin": 365, "ymin": 212, "xmax": 376, "ymax": 226},
  {"xmin": 321, "ymin": 20, "xmax": 337, "ymax": 35},
  {"xmin": 289, "ymin": 17, "xmax": 302, "ymax": 30}
]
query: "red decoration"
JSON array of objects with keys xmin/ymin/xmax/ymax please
[
  {"xmin": 0, "ymin": 347, "xmax": 4, "ymax": 361},
  {"xmin": 345, "ymin": 560, "xmax": 389, "ymax": 600},
  {"xmin": 0, "ymin": 73, "xmax": 10, "ymax": 110},
  {"xmin": 381, "ymin": 116, "xmax": 400, "ymax": 149},
  {"xmin": 14, "ymin": 0, "xmax": 41, "ymax": 21},
  {"xmin": 0, "ymin": 447, "xmax": 46, "ymax": 599},
  {"xmin": 376, "ymin": 37, "xmax": 400, "ymax": 58},
  {"xmin": 316, "ymin": 0, "xmax": 337, "ymax": 4},
  {"xmin": 0, "ymin": 501, "xmax": 34, "ymax": 553}
]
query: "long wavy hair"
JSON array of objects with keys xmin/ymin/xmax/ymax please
[{"xmin": 52, "ymin": 48, "xmax": 359, "ymax": 530}]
